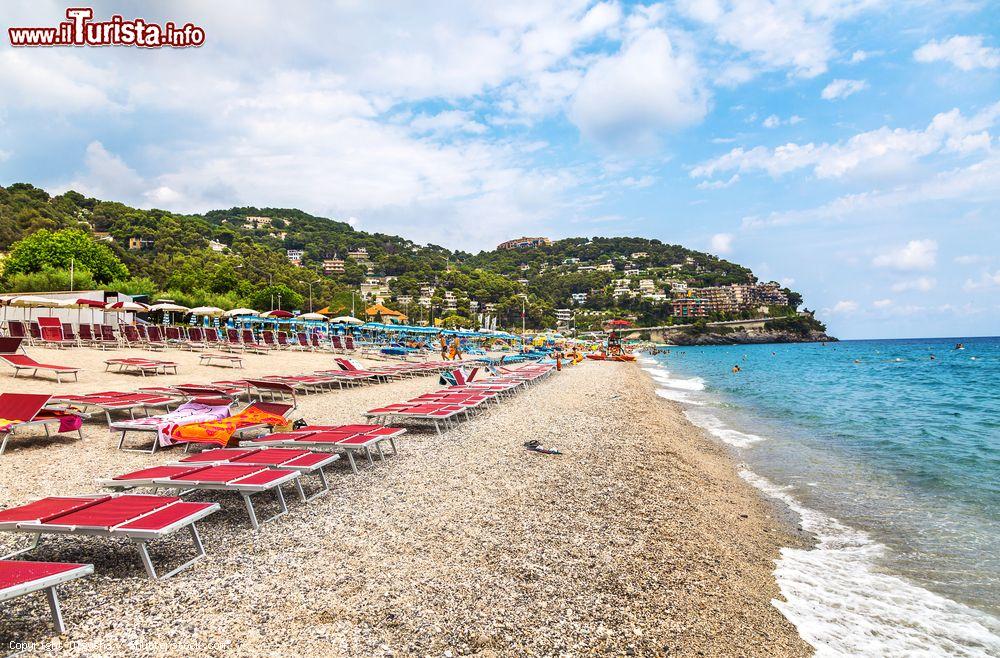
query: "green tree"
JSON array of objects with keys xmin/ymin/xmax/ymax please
[{"xmin": 3, "ymin": 228, "xmax": 128, "ymax": 283}]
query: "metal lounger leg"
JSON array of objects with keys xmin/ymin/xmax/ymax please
[
  {"xmin": 1, "ymin": 532, "xmax": 41, "ymax": 559},
  {"xmin": 45, "ymin": 586, "xmax": 66, "ymax": 633},
  {"xmin": 345, "ymin": 450, "xmax": 359, "ymax": 474},
  {"xmin": 135, "ymin": 524, "xmax": 206, "ymax": 580},
  {"xmin": 299, "ymin": 468, "xmax": 330, "ymax": 502}
]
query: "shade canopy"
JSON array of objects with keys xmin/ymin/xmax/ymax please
[
  {"xmin": 149, "ymin": 302, "xmax": 190, "ymax": 312},
  {"xmin": 189, "ymin": 306, "xmax": 224, "ymax": 316},
  {"xmin": 329, "ymin": 315, "xmax": 364, "ymax": 325},
  {"xmin": 296, "ymin": 312, "xmax": 327, "ymax": 321},
  {"xmin": 5, "ymin": 295, "xmax": 62, "ymax": 308},
  {"xmin": 57, "ymin": 298, "xmax": 106, "ymax": 309},
  {"xmin": 223, "ymin": 308, "xmax": 260, "ymax": 318},
  {"xmin": 105, "ymin": 300, "xmax": 149, "ymax": 312}
]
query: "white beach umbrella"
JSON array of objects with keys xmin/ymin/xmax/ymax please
[
  {"xmin": 149, "ymin": 302, "xmax": 190, "ymax": 325},
  {"xmin": 329, "ymin": 315, "xmax": 363, "ymax": 325},
  {"xmin": 105, "ymin": 300, "xmax": 149, "ymax": 313},
  {"xmin": 149, "ymin": 302, "xmax": 190, "ymax": 312},
  {"xmin": 296, "ymin": 312, "xmax": 327, "ymax": 321},
  {"xmin": 189, "ymin": 306, "xmax": 224, "ymax": 316},
  {"xmin": 6, "ymin": 295, "xmax": 62, "ymax": 322},
  {"xmin": 223, "ymin": 308, "xmax": 260, "ymax": 318}
]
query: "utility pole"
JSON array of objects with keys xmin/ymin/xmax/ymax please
[
  {"xmin": 70, "ymin": 257, "xmax": 75, "ymax": 292},
  {"xmin": 520, "ymin": 294, "xmax": 527, "ymax": 337}
]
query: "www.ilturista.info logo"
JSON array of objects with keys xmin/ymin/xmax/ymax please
[{"xmin": 8, "ymin": 8, "xmax": 205, "ymax": 48}]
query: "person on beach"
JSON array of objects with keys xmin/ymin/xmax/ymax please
[
  {"xmin": 450, "ymin": 336, "xmax": 462, "ymax": 360},
  {"xmin": 438, "ymin": 333, "xmax": 448, "ymax": 360}
]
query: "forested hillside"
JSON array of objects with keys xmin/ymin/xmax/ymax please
[{"xmin": 0, "ymin": 183, "xmax": 805, "ymax": 330}]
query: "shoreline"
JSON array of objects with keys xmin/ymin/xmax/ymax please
[{"xmin": 1, "ymin": 348, "xmax": 809, "ymax": 656}]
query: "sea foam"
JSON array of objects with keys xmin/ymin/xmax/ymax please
[
  {"xmin": 741, "ymin": 470, "xmax": 1000, "ymax": 657},
  {"xmin": 684, "ymin": 409, "xmax": 766, "ymax": 448}
]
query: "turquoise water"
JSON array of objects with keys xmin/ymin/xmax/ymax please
[{"xmin": 640, "ymin": 337, "xmax": 1000, "ymax": 656}]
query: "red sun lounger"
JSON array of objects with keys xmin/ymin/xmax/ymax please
[
  {"xmin": 0, "ymin": 560, "xmax": 93, "ymax": 634},
  {"xmin": 0, "ymin": 393, "xmax": 85, "ymax": 456},
  {"xmin": 175, "ymin": 447, "xmax": 340, "ymax": 501},
  {"xmin": 0, "ymin": 495, "xmax": 219, "ymax": 580},
  {"xmin": 104, "ymin": 358, "xmax": 178, "ymax": 377},
  {"xmin": 199, "ymin": 352, "xmax": 244, "ymax": 368},
  {"xmin": 100, "ymin": 464, "xmax": 300, "ymax": 531},
  {"xmin": 245, "ymin": 425, "xmax": 405, "ymax": 473},
  {"xmin": 0, "ymin": 337, "xmax": 81, "ymax": 383},
  {"xmin": 50, "ymin": 392, "xmax": 174, "ymax": 426}
]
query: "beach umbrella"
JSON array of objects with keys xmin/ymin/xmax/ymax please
[
  {"xmin": 189, "ymin": 306, "xmax": 224, "ymax": 316},
  {"xmin": 105, "ymin": 300, "xmax": 149, "ymax": 312},
  {"xmin": 261, "ymin": 310, "xmax": 293, "ymax": 318},
  {"xmin": 105, "ymin": 300, "xmax": 149, "ymax": 326},
  {"xmin": 56, "ymin": 297, "xmax": 105, "ymax": 327},
  {"xmin": 6, "ymin": 295, "xmax": 62, "ymax": 323},
  {"xmin": 296, "ymin": 312, "xmax": 327, "ymax": 321},
  {"xmin": 330, "ymin": 315, "xmax": 363, "ymax": 325},
  {"xmin": 149, "ymin": 302, "xmax": 190, "ymax": 312},
  {"xmin": 149, "ymin": 302, "xmax": 190, "ymax": 326},
  {"xmin": 223, "ymin": 308, "xmax": 260, "ymax": 318}
]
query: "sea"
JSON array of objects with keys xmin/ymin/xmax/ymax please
[{"xmin": 639, "ymin": 336, "xmax": 1000, "ymax": 657}]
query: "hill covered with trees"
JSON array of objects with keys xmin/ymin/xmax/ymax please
[{"xmin": 0, "ymin": 183, "xmax": 809, "ymax": 331}]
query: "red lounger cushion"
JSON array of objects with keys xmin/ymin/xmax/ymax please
[
  {"xmin": 180, "ymin": 448, "xmax": 260, "ymax": 463},
  {"xmin": 231, "ymin": 469, "xmax": 294, "ymax": 486},
  {"xmin": 171, "ymin": 464, "xmax": 262, "ymax": 483},
  {"xmin": 114, "ymin": 466, "xmax": 204, "ymax": 481},
  {"xmin": 0, "ymin": 560, "xmax": 90, "ymax": 590},
  {"xmin": 117, "ymin": 502, "xmax": 215, "ymax": 531},
  {"xmin": 0, "ymin": 497, "xmax": 105, "ymax": 525},
  {"xmin": 49, "ymin": 496, "xmax": 175, "ymax": 527},
  {"xmin": 231, "ymin": 448, "xmax": 309, "ymax": 465},
  {"xmin": 2, "ymin": 355, "xmax": 78, "ymax": 372}
]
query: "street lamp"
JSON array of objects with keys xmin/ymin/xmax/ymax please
[
  {"xmin": 301, "ymin": 278, "xmax": 321, "ymax": 312},
  {"xmin": 519, "ymin": 294, "xmax": 528, "ymax": 339}
]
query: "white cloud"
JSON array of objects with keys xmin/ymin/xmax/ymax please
[
  {"xmin": 821, "ymin": 78, "xmax": 868, "ymax": 100},
  {"xmin": 963, "ymin": 271, "xmax": 1000, "ymax": 290},
  {"xmin": 872, "ymin": 298, "xmax": 893, "ymax": 308},
  {"xmin": 915, "ymin": 35, "xmax": 1000, "ymax": 71},
  {"xmin": 696, "ymin": 173, "xmax": 740, "ymax": 189},
  {"xmin": 678, "ymin": 0, "xmax": 877, "ymax": 78},
  {"xmin": 693, "ymin": 102, "xmax": 1000, "ymax": 181},
  {"xmin": 872, "ymin": 240, "xmax": 938, "ymax": 271},
  {"xmin": 410, "ymin": 111, "xmax": 487, "ymax": 136},
  {"xmin": 569, "ymin": 28, "xmax": 709, "ymax": 150},
  {"xmin": 742, "ymin": 151, "xmax": 1000, "ymax": 228},
  {"xmin": 849, "ymin": 50, "xmax": 870, "ymax": 63},
  {"xmin": 621, "ymin": 175, "xmax": 657, "ymax": 188},
  {"xmin": 710, "ymin": 232, "xmax": 734, "ymax": 254},
  {"xmin": 829, "ymin": 300, "xmax": 859, "ymax": 314},
  {"xmin": 890, "ymin": 276, "xmax": 936, "ymax": 292},
  {"xmin": 0, "ymin": 50, "xmax": 119, "ymax": 112},
  {"xmin": 954, "ymin": 254, "xmax": 986, "ymax": 265},
  {"xmin": 762, "ymin": 114, "xmax": 803, "ymax": 128}
]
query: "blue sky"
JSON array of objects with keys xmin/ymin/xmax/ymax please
[{"xmin": 0, "ymin": 1, "xmax": 998, "ymax": 339}]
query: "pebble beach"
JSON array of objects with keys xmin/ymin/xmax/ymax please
[{"xmin": 0, "ymin": 347, "xmax": 810, "ymax": 657}]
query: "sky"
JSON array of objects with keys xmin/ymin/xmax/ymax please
[{"xmin": 0, "ymin": 1, "xmax": 998, "ymax": 339}]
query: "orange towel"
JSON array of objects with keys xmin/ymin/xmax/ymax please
[{"xmin": 168, "ymin": 407, "xmax": 289, "ymax": 447}]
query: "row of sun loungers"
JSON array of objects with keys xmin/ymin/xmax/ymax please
[
  {"xmin": 365, "ymin": 364, "xmax": 555, "ymax": 433},
  {"xmin": 5, "ymin": 320, "xmax": 369, "ymax": 353},
  {"xmin": 2, "ymin": 346, "xmax": 558, "ymax": 639}
]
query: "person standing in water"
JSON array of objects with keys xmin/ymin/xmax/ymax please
[{"xmin": 732, "ymin": 364, "xmax": 741, "ymax": 373}]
